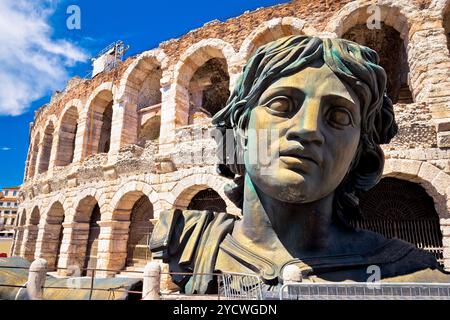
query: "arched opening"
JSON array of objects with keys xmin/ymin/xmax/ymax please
[
  {"xmin": 83, "ymin": 203, "xmax": 101, "ymax": 276},
  {"xmin": 342, "ymin": 23, "xmax": 413, "ymax": 104},
  {"xmin": 125, "ymin": 195, "xmax": 154, "ymax": 268},
  {"xmin": 73, "ymin": 196, "xmax": 100, "ymax": 276},
  {"xmin": 187, "ymin": 188, "xmax": 227, "ymax": 212},
  {"xmin": 351, "ymin": 177, "xmax": 444, "ymax": 264},
  {"xmin": 138, "ymin": 115, "xmax": 161, "ymax": 146},
  {"xmin": 110, "ymin": 191, "xmax": 155, "ymax": 272},
  {"xmin": 13, "ymin": 210, "xmax": 26, "ymax": 256},
  {"xmin": 136, "ymin": 65, "xmax": 162, "ymax": 110},
  {"xmin": 38, "ymin": 122, "xmax": 55, "ymax": 174},
  {"xmin": 27, "ymin": 133, "xmax": 40, "ymax": 179},
  {"xmin": 239, "ymin": 18, "xmax": 314, "ymax": 62},
  {"xmin": 20, "ymin": 209, "xmax": 27, "ymax": 226},
  {"xmin": 85, "ymin": 90, "xmax": 113, "ymax": 157},
  {"xmin": 445, "ymin": 5, "xmax": 450, "ymax": 51},
  {"xmin": 43, "ymin": 202, "xmax": 65, "ymax": 270},
  {"xmin": 125, "ymin": 56, "xmax": 163, "ymax": 147},
  {"xmin": 188, "ymin": 58, "xmax": 230, "ymax": 125},
  {"xmin": 55, "ymin": 106, "xmax": 79, "ymax": 167},
  {"xmin": 23, "ymin": 207, "xmax": 40, "ymax": 260}
]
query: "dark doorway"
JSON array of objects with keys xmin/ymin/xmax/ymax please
[
  {"xmin": 351, "ymin": 178, "xmax": 444, "ymax": 264},
  {"xmin": 83, "ymin": 204, "xmax": 101, "ymax": 276},
  {"xmin": 187, "ymin": 188, "xmax": 227, "ymax": 213},
  {"xmin": 126, "ymin": 196, "xmax": 154, "ymax": 268}
]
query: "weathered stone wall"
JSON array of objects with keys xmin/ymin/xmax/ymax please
[{"xmin": 13, "ymin": 0, "xmax": 450, "ymax": 273}]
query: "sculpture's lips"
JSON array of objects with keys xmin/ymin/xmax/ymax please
[{"xmin": 279, "ymin": 146, "xmax": 321, "ymax": 166}]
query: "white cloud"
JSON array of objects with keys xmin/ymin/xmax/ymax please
[
  {"xmin": 0, "ymin": 0, "xmax": 87, "ymax": 116},
  {"xmin": 1, "ymin": 147, "xmax": 12, "ymax": 151}
]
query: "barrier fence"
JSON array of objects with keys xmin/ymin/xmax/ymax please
[
  {"xmin": 2, "ymin": 262, "xmax": 450, "ymax": 300},
  {"xmin": 0, "ymin": 263, "xmax": 261, "ymax": 300},
  {"xmin": 279, "ymin": 282, "xmax": 450, "ymax": 300}
]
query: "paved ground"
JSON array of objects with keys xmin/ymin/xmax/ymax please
[{"xmin": 0, "ymin": 238, "xmax": 12, "ymax": 256}]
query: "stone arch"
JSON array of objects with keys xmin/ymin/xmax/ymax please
[
  {"xmin": 326, "ymin": 1, "xmax": 414, "ymax": 103},
  {"xmin": 28, "ymin": 205, "xmax": 41, "ymax": 226},
  {"xmin": 383, "ymin": 159, "xmax": 450, "ymax": 219},
  {"xmin": 36, "ymin": 201, "xmax": 65, "ymax": 269},
  {"xmin": 27, "ymin": 131, "xmax": 41, "ymax": 179},
  {"xmin": 37, "ymin": 120, "xmax": 56, "ymax": 174},
  {"xmin": 138, "ymin": 115, "xmax": 161, "ymax": 146},
  {"xmin": 171, "ymin": 173, "xmax": 239, "ymax": 215},
  {"xmin": 21, "ymin": 206, "xmax": 40, "ymax": 261},
  {"xmin": 73, "ymin": 192, "xmax": 104, "ymax": 223},
  {"xmin": 109, "ymin": 181, "xmax": 159, "ymax": 219},
  {"xmin": 100, "ymin": 190, "xmax": 156, "ymax": 273},
  {"xmin": 239, "ymin": 17, "xmax": 319, "ymax": 62},
  {"xmin": 356, "ymin": 176, "xmax": 445, "ymax": 264},
  {"xmin": 19, "ymin": 209, "xmax": 27, "ymax": 226},
  {"xmin": 82, "ymin": 83, "xmax": 117, "ymax": 158},
  {"xmin": 118, "ymin": 50, "xmax": 167, "ymax": 147},
  {"xmin": 12, "ymin": 209, "xmax": 26, "ymax": 256},
  {"xmin": 54, "ymin": 100, "xmax": 82, "ymax": 167},
  {"xmin": 325, "ymin": 1, "xmax": 413, "ymax": 40},
  {"xmin": 173, "ymin": 39, "xmax": 236, "ymax": 127},
  {"xmin": 118, "ymin": 49, "xmax": 167, "ymax": 106},
  {"xmin": 69, "ymin": 195, "xmax": 102, "ymax": 275}
]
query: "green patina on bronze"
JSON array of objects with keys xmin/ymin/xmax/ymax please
[{"xmin": 149, "ymin": 36, "xmax": 449, "ymax": 294}]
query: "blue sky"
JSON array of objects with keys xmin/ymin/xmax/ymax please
[{"xmin": 0, "ymin": 0, "xmax": 287, "ymax": 188}]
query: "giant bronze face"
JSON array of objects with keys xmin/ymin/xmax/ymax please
[
  {"xmin": 245, "ymin": 61, "xmax": 362, "ymax": 203},
  {"xmin": 150, "ymin": 36, "xmax": 448, "ymax": 295}
]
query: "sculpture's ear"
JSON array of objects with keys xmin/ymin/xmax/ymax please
[
  {"xmin": 352, "ymin": 92, "xmax": 397, "ymax": 192},
  {"xmin": 374, "ymin": 94, "xmax": 398, "ymax": 145},
  {"xmin": 352, "ymin": 145, "xmax": 384, "ymax": 192}
]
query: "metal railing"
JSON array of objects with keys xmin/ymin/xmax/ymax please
[
  {"xmin": 0, "ymin": 265, "xmax": 144, "ymax": 300},
  {"xmin": 279, "ymin": 282, "xmax": 450, "ymax": 300},
  {"xmin": 220, "ymin": 272, "xmax": 263, "ymax": 300},
  {"xmin": 0, "ymin": 263, "xmax": 262, "ymax": 300}
]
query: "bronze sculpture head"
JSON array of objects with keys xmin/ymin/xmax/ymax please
[
  {"xmin": 213, "ymin": 35, "xmax": 398, "ymax": 222},
  {"xmin": 151, "ymin": 36, "xmax": 447, "ymax": 294}
]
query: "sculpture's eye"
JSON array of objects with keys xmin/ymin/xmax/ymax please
[
  {"xmin": 264, "ymin": 96, "xmax": 294, "ymax": 115},
  {"xmin": 327, "ymin": 108, "xmax": 353, "ymax": 128}
]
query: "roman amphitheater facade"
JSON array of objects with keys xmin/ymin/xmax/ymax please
[{"xmin": 11, "ymin": 0, "xmax": 450, "ymax": 276}]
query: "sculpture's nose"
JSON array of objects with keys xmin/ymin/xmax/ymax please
[{"xmin": 286, "ymin": 98, "xmax": 325, "ymax": 146}]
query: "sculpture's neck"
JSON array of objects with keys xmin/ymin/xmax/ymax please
[{"xmin": 232, "ymin": 174, "xmax": 337, "ymax": 259}]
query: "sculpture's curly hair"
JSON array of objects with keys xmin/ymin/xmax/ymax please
[{"xmin": 211, "ymin": 35, "xmax": 398, "ymax": 223}]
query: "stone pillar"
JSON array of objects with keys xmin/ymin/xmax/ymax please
[
  {"xmin": 34, "ymin": 223, "xmax": 63, "ymax": 270},
  {"xmin": 20, "ymin": 225, "xmax": 39, "ymax": 261},
  {"xmin": 96, "ymin": 220, "xmax": 131, "ymax": 277},
  {"xmin": 158, "ymin": 84, "xmax": 178, "ymax": 154},
  {"xmin": 408, "ymin": 20, "xmax": 450, "ymax": 147},
  {"xmin": 282, "ymin": 265, "xmax": 303, "ymax": 284},
  {"xmin": 109, "ymin": 102, "xmax": 125, "ymax": 158},
  {"xmin": 46, "ymin": 132, "xmax": 60, "ymax": 175},
  {"xmin": 27, "ymin": 259, "xmax": 48, "ymax": 300},
  {"xmin": 160, "ymin": 262, "xmax": 180, "ymax": 293},
  {"xmin": 108, "ymin": 101, "xmax": 139, "ymax": 163},
  {"xmin": 34, "ymin": 141, "xmax": 44, "ymax": 176},
  {"xmin": 72, "ymin": 110, "xmax": 88, "ymax": 163},
  {"xmin": 440, "ymin": 218, "xmax": 450, "ymax": 271},
  {"xmin": 56, "ymin": 222, "xmax": 89, "ymax": 276},
  {"xmin": 143, "ymin": 262, "xmax": 161, "ymax": 300},
  {"xmin": 119, "ymin": 102, "xmax": 139, "ymax": 148},
  {"xmin": 12, "ymin": 226, "xmax": 24, "ymax": 256}
]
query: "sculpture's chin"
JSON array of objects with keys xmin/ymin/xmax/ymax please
[{"xmin": 250, "ymin": 168, "xmax": 322, "ymax": 204}]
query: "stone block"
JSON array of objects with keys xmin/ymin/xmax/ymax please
[{"xmin": 438, "ymin": 132, "xmax": 450, "ymax": 148}]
